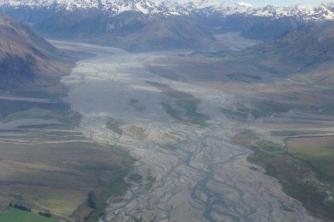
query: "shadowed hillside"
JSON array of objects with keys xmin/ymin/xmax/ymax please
[{"xmin": 0, "ymin": 15, "xmax": 70, "ymax": 94}]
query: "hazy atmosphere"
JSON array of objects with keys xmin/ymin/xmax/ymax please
[{"xmin": 0, "ymin": 0, "xmax": 334, "ymax": 222}]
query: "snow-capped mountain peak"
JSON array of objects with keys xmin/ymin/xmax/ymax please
[
  {"xmin": 1, "ymin": 0, "xmax": 334, "ymax": 20},
  {"xmin": 236, "ymin": 1, "xmax": 253, "ymax": 8}
]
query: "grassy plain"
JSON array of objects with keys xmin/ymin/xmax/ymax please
[
  {"xmin": 0, "ymin": 141, "xmax": 133, "ymax": 221},
  {"xmin": 0, "ymin": 208, "xmax": 58, "ymax": 222},
  {"xmin": 233, "ymin": 130, "xmax": 334, "ymax": 221},
  {"xmin": 287, "ymin": 136, "xmax": 334, "ymax": 179}
]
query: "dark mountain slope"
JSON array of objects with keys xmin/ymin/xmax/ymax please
[
  {"xmin": 174, "ymin": 22, "xmax": 334, "ymax": 84},
  {"xmin": 217, "ymin": 22, "xmax": 334, "ymax": 81},
  {"xmin": 256, "ymin": 22, "xmax": 334, "ymax": 67},
  {"xmin": 2, "ymin": 7, "xmax": 214, "ymax": 51},
  {"xmin": 0, "ymin": 15, "xmax": 70, "ymax": 94}
]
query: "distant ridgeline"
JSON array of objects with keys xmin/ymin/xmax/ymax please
[{"xmin": 1, "ymin": 0, "xmax": 334, "ymax": 51}]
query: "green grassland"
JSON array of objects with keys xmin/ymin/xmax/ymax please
[
  {"xmin": 232, "ymin": 130, "xmax": 334, "ymax": 221},
  {"xmin": 0, "ymin": 208, "xmax": 58, "ymax": 222},
  {"xmin": 0, "ymin": 141, "xmax": 133, "ymax": 222},
  {"xmin": 0, "ymin": 95, "xmax": 133, "ymax": 222},
  {"xmin": 287, "ymin": 136, "xmax": 334, "ymax": 180}
]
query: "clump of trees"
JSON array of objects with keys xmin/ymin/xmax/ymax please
[
  {"xmin": 38, "ymin": 210, "xmax": 52, "ymax": 218},
  {"xmin": 9, "ymin": 202, "xmax": 53, "ymax": 218},
  {"xmin": 9, "ymin": 203, "xmax": 31, "ymax": 212}
]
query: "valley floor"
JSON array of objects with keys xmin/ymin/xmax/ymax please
[{"xmin": 55, "ymin": 41, "xmax": 321, "ymax": 222}]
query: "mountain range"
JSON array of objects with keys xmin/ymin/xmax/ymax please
[
  {"xmin": 1, "ymin": 0, "xmax": 334, "ymax": 20},
  {"xmin": 1, "ymin": 0, "xmax": 334, "ymax": 51}
]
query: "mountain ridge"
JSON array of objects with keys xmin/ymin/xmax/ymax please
[
  {"xmin": 1, "ymin": 0, "xmax": 334, "ymax": 20},
  {"xmin": 2, "ymin": 0, "xmax": 334, "ymax": 51},
  {"xmin": 0, "ymin": 15, "xmax": 70, "ymax": 94}
]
